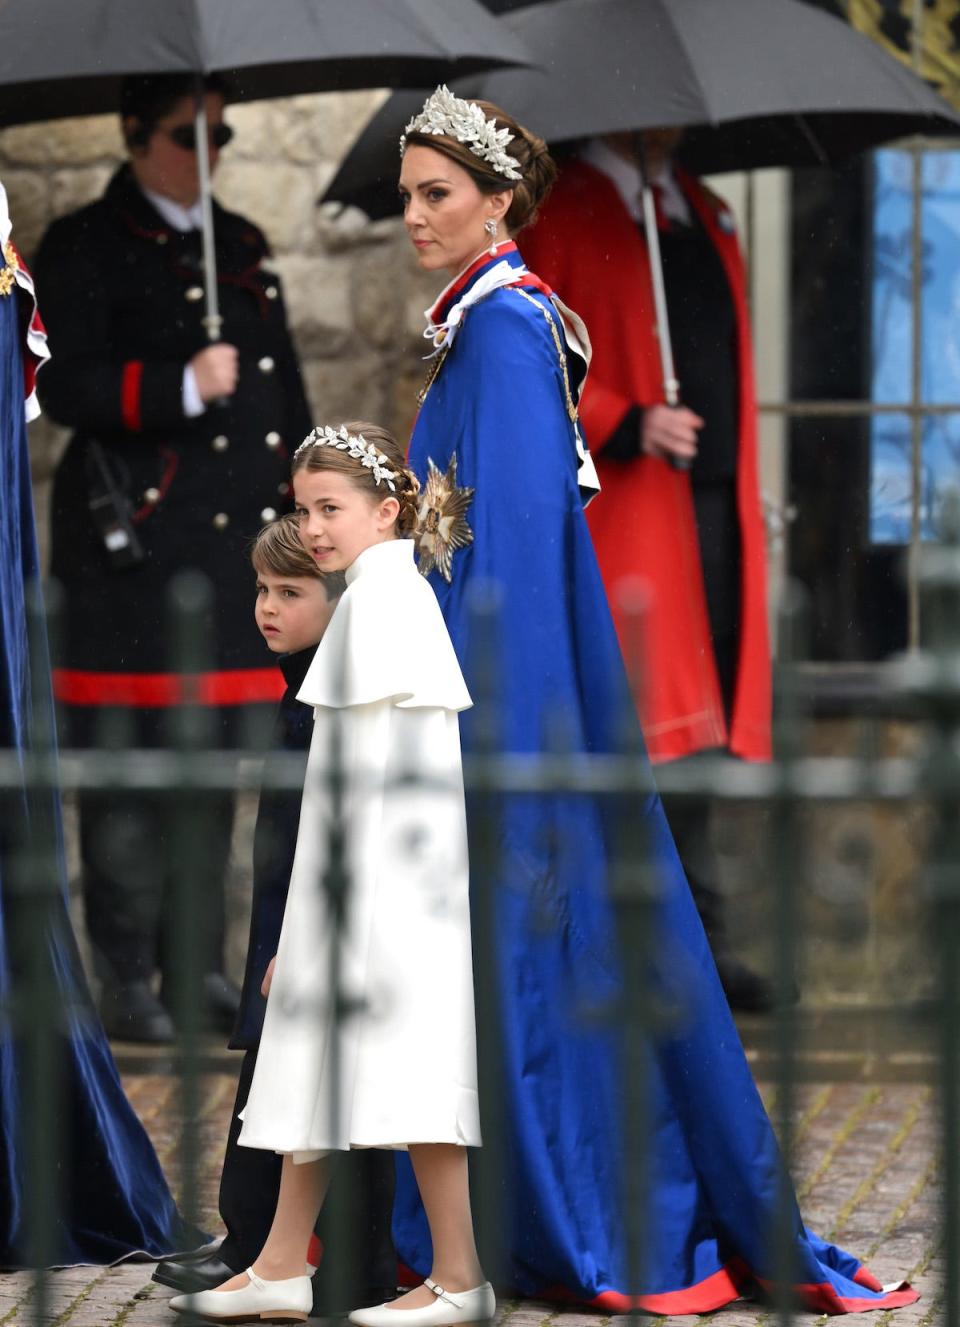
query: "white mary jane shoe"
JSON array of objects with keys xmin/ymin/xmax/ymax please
[
  {"xmin": 348, "ymin": 1278, "xmax": 495, "ymax": 1327},
  {"xmin": 169, "ymin": 1265, "xmax": 312, "ymax": 1322}
]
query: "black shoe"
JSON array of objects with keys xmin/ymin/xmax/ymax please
[
  {"xmin": 100, "ymin": 980, "xmax": 175, "ymax": 1044},
  {"xmin": 715, "ymin": 954, "xmax": 787, "ymax": 1014},
  {"xmin": 162, "ymin": 972, "xmax": 242, "ymax": 1035},
  {"xmin": 152, "ymin": 1252, "xmax": 238, "ymax": 1294},
  {"xmin": 199, "ymin": 971, "xmax": 242, "ymax": 1032}
]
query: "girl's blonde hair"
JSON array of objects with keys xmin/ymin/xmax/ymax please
[
  {"xmin": 291, "ymin": 421, "xmax": 421, "ymax": 539},
  {"xmin": 251, "ymin": 512, "xmax": 345, "ymax": 601}
]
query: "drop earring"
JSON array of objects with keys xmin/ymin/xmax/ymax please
[{"xmin": 484, "ymin": 218, "xmax": 498, "ymax": 255}]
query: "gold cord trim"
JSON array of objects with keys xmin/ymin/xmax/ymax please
[
  {"xmin": 511, "ymin": 287, "xmax": 578, "ymax": 422},
  {"xmin": 415, "ymin": 286, "xmax": 578, "ymax": 423},
  {"xmin": 0, "ymin": 241, "xmax": 17, "ymax": 298}
]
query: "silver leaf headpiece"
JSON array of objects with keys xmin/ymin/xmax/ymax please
[
  {"xmin": 293, "ymin": 425, "xmax": 398, "ymax": 492},
  {"xmin": 400, "ymin": 84, "xmax": 523, "ymax": 181}
]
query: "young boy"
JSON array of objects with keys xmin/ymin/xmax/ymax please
[{"xmin": 154, "ymin": 514, "xmax": 395, "ymax": 1312}]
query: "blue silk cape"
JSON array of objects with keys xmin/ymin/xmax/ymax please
[
  {"xmin": 0, "ymin": 262, "xmax": 201, "ymax": 1266},
  {"xmin": 396, "ymin": 245, "xmax": 916, "ymax": 1315}
]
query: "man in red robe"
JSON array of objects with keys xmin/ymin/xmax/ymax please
[{"xmin": 521, "ymin": 130, "xmax": 774, "ymax": 1010}]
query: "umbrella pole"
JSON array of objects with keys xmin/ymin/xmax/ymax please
[
  {"xmin": 637, "ymin": 143, "xmax": 690, "ymax": 472},
  {"xmin": 193, "ymin": 80, "xmax": 222, "ymax": 344}
]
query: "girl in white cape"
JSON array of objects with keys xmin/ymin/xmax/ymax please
[{"xmin": 171, "ymin": 422, "xmax": 492, "ymax": 1326}]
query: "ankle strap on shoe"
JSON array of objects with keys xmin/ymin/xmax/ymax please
[
  {"xmin": 245, "ymin": 1267, "xmax": 267, "ymax": 1291},
  {"xmin": 424, "ymin": 1278, "xmax": 464, "ymax": 1308}
]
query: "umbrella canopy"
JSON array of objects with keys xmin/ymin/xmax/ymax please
[
  {"xmin": 0, "ymin": 0, "xmax": 531, "ymax": 126},
  {"xmin": 0, "ymin": 0, "xmax": 531, "ymax": 347},
  {"xmin": 322, "ymin": 0, "xmax": 960, "ymax": 219}
]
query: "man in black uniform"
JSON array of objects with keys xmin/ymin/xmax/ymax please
[{"xmin": 34, "ymin": 75, "xmax": 313, "ymax": 1042}]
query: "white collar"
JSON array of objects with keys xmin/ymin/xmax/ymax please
[
  {"xmin": 581, "ymin": 139, "xmax": 691, "ymax": 226},
  {"xmin": 422, "ymin": 242, "xmax": 527, "ymax": 359},
  {"xmin": 140, "ymin": 184, "xmax": 204, "ymax": 233},
  {"xmin": 345, "ymin": 538, "xmax": 414, "ymax": 586}
]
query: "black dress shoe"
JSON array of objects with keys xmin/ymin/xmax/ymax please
[
  {"xmin": 715, "ymin": 953, "xmax": 796, "ymax": 1014},
  {"xmin": 100, "ymin": 980, "xmax": 175, "ymax": 1044},
  {"xmin": 162, "ymin": 972, "xmax": 242, "ymax": 1035},
  {"xmin": 152, "ymin": 1252, "xmax": 238, "ymax": 1294},
  {"xmin": 200, "ymin": 972, "xmax": 242, "ymax": 1031}
]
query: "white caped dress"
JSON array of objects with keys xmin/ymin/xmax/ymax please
[{"xmin": 238, "ymin": 538, "xmax": 479, "ymax": 1159}]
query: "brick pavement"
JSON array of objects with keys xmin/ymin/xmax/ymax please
[{"xmin": 0, "ymin": 1070, "xmax": 942, "ymax": 1326}]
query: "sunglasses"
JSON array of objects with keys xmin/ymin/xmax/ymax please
[{"xmin": 166, "ymin": 122, "xmax": 234, "ymax": 152}]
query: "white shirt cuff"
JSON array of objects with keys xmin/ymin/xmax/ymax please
[{"xmin": 182, "ymin": 364, "xmax": 205, "ymax": 418}]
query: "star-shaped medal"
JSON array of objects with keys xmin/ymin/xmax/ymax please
[{"xmin": 415, "ymin": 455, "xmax": 475, "ymax": 583}]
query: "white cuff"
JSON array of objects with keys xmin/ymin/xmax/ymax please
[{"xmin": 182, "ymin": 364, "xmax": 205, "ymax": 418}]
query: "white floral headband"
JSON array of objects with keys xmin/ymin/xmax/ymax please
[
  {"xmin": 293, "ymin": 425, "xmax": 398, "ymax": 492},
  {"xmin": 400, "ymin": 84, "xmax": 522, "ymax": 181}
]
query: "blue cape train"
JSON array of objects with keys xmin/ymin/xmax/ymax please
[
  {"xmin": 396, "ymin": 243, "xmax": 916, "ymax": 1314},
  {"xmin": 0, "ymin": 240, "xmax": 201, "ymax": 1265}
]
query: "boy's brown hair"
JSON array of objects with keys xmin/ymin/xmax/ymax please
[{"xmin": 251, "ymin": 513, "xmax": 346, "ymax": 601}]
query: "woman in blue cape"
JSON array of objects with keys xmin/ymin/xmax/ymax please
[
  {"xmin": 393, "ymin": 88, "xmax": 917, "ymax": 1315},
  {"xmin": 0, "ymin": 184, "xmax": 201, "ymax": 1265}
]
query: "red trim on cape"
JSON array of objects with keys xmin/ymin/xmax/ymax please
[
  {"xmin": 428, "ymin": 241, "xmax": 520, "ymax": 325},
  {"xmin": 121, "ymin": 360, "xmax": 144, "ymax": 432},
  {"xmin": 520, "ymin": 159, "xmax": 772, "ymax": 763},
  {"xmin": 398, "ymin": 1259, "xmax": 916, "ymax": 1316},
  {"xmin": 53, "ymin": 667, "xmax": 285, "ymax": 708}
]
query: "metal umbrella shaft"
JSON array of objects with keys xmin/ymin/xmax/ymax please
[
  {"xmin": 194, "ymin": 87, "xmax": 222, "ymax": 345},
  {"xmin": 638, "ymin": 153, "xmax": 690, "ymax": 474},
  {"xmin": 639, "ymin": 183, "xmax": 679, "ymax": 410}
]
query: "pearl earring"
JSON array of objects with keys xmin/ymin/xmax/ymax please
[{"xmin": 484, "ymin": 218, "xmax": 498, "ymax": 255}]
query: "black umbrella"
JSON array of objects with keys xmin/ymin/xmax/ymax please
[
  {"xmin": 321, "ymin": 0, "xmax": 960, "ymax": 424},
  {"xmin": 324, "ymin": 0, "xmax": 960, "ymax": 217},
  {"xmin": 0, "ymin": 0, "xmax": 531, "ymax": 342}
]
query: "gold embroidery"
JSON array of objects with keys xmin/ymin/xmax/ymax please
[
  {"xmin": 511, "ymin": 287, "xmax": 578, "ymax": 422},
  {"xmin": 417, "ymin": 343, "xmax": 450, "ymax": 408},
  {"xmin": 415, "ymin": 455, "xmax": 475, "ymax": 582},
  {"xmin": 0, "ymin": 242, "xmax": 17, "ymax": 298}
]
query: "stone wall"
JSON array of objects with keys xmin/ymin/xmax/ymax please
[{"xmin": 4, "ymin": 90, "xmax": 436, "ymax": 560}]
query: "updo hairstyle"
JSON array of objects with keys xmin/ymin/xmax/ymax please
[
  {"xmin": 403, "ymin": 100, "xmax": 557, "ymax": 234},
  {"xmin": 291, "ymin": 421, "xmax": 421, "ymax": 539}
]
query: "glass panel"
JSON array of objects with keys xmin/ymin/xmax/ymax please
[{"xmin": 870, "ymin": 148, "xmax": 960, "ymax": 544}]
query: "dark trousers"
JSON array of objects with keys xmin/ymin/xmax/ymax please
[
  {"xmin": 663, "ymin": 479, "xmax": 742, "ymax": 950},
  {"xmin": 658, "ymin": 788, "xmax": 726, "ymax": 946},
  {"xmin": 220, "ymin": 1049, "xmax": 397, "ymax": 1299},
  {"xmin": 79, "ymin": 788, "xmax": 234, "ymax": 985}
]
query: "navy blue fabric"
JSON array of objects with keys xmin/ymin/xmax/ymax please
[
  {"xmin": 396, "ymin": 248, "xmax": 901, "ymax": 1311},
  {"xmin": 0, "ymin": 267, "xmax": 202, "ymax": 1266},
  {"xmin": 230, "ymin": 647, "xmax": 314, "ymax": 1050}
]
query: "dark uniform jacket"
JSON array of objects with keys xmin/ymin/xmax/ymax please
[
  {"xmin": 230, "ymin": 646, "xmax": 314, "ymax": 1050},
  {"xmin": 34, "ymin": 165, "xmax": 313, "ymax": 740}
]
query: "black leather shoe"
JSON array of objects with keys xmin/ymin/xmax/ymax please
[
  {"xmin": 152, "ymin": 1252, "xmax": 238, "ymax": 1294},
  {"xmin": 162, "ymin": 972, "xmax": 242, "ymax": 1035},
  {"xmin": 199, "ymin": 971, "xmax": 242, "ymax": 1032},
  {"xmin": 715, "ymin": 954, "xmax": 795, "ymax": 1014},
  {"xmin": 100, "ymin": 980, "xmax": 175, "ymax": 1044}
]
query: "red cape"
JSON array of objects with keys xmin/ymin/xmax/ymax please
[{"xmin": 521, "ymin": 159, "xmax": 771, "ymax": 763}]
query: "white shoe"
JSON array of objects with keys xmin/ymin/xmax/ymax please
[
  {"xmin": 169, "ymin": 1265, "xmax": 312, "ymax": 1322},
  {"xmin": 348, "ymin": 1279, "xmax": 495, "ymax": 1327}
]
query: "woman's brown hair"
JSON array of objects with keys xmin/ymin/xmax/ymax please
[
  {"xmin": 403, "ymin": 100, "xmax": 557, "ymax": 234},
  {"xmin": 290, "ymin": 421, "xmax": 421, "ymax": 539}
]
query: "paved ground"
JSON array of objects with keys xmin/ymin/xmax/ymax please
[{"xmin": 0, "ymin": 1049, "xmax": 943, "ymax": 1327}]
